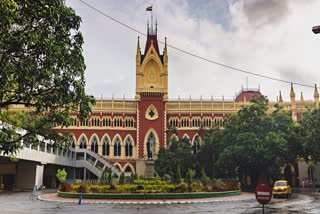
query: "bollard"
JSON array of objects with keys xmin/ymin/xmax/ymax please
[{"xmin": 78, "ymin": 194, "xmax": 82, "ymax": 205}]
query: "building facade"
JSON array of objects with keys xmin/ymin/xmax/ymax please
[{"xmin": 53, "ymin": 23, "xmax": 320, "ymax": 184}]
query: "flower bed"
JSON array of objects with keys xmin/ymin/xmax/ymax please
[{"xmin": 59, "ymin": 179, "xmax": 240, "ymax": 194}]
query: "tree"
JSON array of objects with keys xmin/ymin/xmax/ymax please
[
  {"xmin": 56, "ymin": 168, "xmax": 67, "ymax": 183},
  {"xmin": 196, "ymin": 127, "xmax": 224, "ymax": 178},
  {"xmin": 176, "ymin": 165, "xmax": 182, "ymax": 183},
  {"xmin": 155, "ymin": 137, "xmax": 193, "ymax": 180},
  {"xmin": 206, "ymin": 96, "xmax": 297, "ymax": 189},
  {"xmin": 299, "ymin": 107, "xmax": 320, "ymax": 162},
  {"xmin": 0, "ymin": 0, "xmax": 95, "ymax": 154}
]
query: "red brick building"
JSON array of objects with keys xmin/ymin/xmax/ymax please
[{"xmin": 55, "ymin": 23, "xmax": 319, "ymax": 177}]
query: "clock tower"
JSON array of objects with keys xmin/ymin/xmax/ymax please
[
  {"xmin": 135, "ymin": 24, "xmax": 168, "ymax": 101},
  {"xmin": 135, "ymin": 22, "xmax": 168, "ymax": 176}
]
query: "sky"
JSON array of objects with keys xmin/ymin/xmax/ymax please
[{"xmin": 67, "ymin": 0, "xmax": 320, "ymax": 102}]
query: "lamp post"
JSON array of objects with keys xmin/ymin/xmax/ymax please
[{"xmin": 312, "ymin": 25, "xmax": 320, "ymax": 34}]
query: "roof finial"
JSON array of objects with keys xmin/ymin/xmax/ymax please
[
  {"xmin": 137, "ymin": 36, "xmax": 140, "ymax": 51},
  {"xmin": 279, "ymin": 90, "xmax": 283, "ymax": 103},
  {"xmin": 314, "ymin": 84, "xmax": 319, "ymax": 98},
  {"xmin": 165, "ymin": 37, "xmax": 167, "ymax": 49},
  {"xmin": 300, "ymin": 92, "xmax": 304, "ymax": 102},
  {"xmin": 290, "ymin": 83, "xmax": 295, "ymax": 98}
]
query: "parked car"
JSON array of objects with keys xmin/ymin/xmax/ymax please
[{"xmin": 273, "ymin": 180, "xmax": 291, "ymax": 198}]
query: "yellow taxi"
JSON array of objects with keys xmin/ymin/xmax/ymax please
[{"xmin": 272, "ymin": 180, "xmax": 291, "ymax": 198}]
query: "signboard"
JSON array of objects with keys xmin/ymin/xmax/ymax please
[{"xmin": 255, "ymin": 183, "xmax": 272, "ymax": 205}]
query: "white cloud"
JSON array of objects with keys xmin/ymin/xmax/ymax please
[{"xmin": 68, "ymin": 0, "xmax": 320, "ymax": 101}]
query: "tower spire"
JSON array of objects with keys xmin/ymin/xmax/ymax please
[
  {"xmin": 314, "ymin": 84, "xmax": 319, "ymax": 106},
  {"xmin": 290, "ymin": 83, "xmax": 295, "ymax": 99},
  {"xmin": 279, "ymin": 90, "xmax": 283, "ymax": 103},
  {"xmin": 300, "ymin": 92, "xmax": 304, "ymax": 103},
  {"xmin": 136, "ymin": 36, "xmax": 140, "ymax": 53}
]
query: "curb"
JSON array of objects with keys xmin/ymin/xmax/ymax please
[{"xmin": 38, "ymin": 194, "xmax": 255, "ymax": 205}]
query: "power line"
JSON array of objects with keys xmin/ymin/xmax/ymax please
[{"xmin": 78, "ymin": 0, "xmax": 318, "ymax": 89}]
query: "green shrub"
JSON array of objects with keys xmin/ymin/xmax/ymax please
[
  {"xmin": 130, "ymin": 173, "xmax": 138, "ymax": 183},
  {"xmin": 200, "ymin": 170, "xmax": 210, "ymax": 184},
  {"xmin": 185, "ymin": 169, "xmax": 196, "ymax": 183},
  {"xmin": 237, "ymin": 182, "xmax": 241, "ymax": 190},
  {"xmin": 107, "ymin": 172, "xmax": 113, "ymax": 184},
  {"xmin": 137, "ymin": 184, "xmax": 144, "ymax": 190},
  {"xmin": 119, "ymin": 172, "xmax": 125, "ymax": 184},
  {"xmin": 100, "ymin": 185, "xmax": 110, "ymax": 193},
  {"xmin": 139, "ymin": 175, "xmax": 145, "ymax": 180},
  {"xmin": 56, "ymin": 168, "xmax": 67, "ymax": 183},
  {"xmin": 110, "ymin": 184, "xmax": 117, "ymax": 191},
  {"xmin": 174, "ymin": 182, "xmax": 188, "ymax": 193},
  {"xmin": 77, "ymin": 183, "xmax": 89, "ymax": 193},
  {"xmin": 164, "ymin": 174, "xmax": 171, "ymax": 182},
  {"xmin": 190, "ymin": 182, "xmax": 204, "ymax": 192},
  {"xmin": 90, "ymin": 185, "xmax": 101, "ymax": 193}
]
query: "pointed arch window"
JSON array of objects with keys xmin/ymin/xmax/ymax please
[
  {"xmin": 146, "ymin": 132, "xmax": 156, "ymax": 159},
  {"xmin": 125, "ymin": 166, "xmax": 133, "ymax": 173},
  {"xmin": 193, "ymin": 136, "xmax": 201, "ymax": 154},
  {"xmin": 125, "ymin": 138, "xmax": 133, "ymax": 157},
  {"xmin": 102, "ymin": 137, "xmax": 110, "ymax": 156},
  {"xmin": 79, "ymin": 136, "xmax": 87, "ymax": 149},
  {"xmin": 114, "ymin": 137, "xmax": 121, "ymax": 156},
  {"xmin": 70, "ymin": 138, "xmax": 75, "ymax": 149},
  {"xmin": 91, "ymin": 136, "xmax": 98, "ymax": 153}
]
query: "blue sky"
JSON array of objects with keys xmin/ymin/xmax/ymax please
[{"xmin": 67, "ymin": 0, "xmax": 320, "ymax": 101}]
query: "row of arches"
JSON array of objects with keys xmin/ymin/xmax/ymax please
[
  {"xmin": 113, "ymin": 162, "xmax": 135, "ymax": 174},
  {"xmin": 71, "ymin": 116, "xmax": 135, "ymax": 128},
  {"xmin": 69, "ymin": 131, "xmax": 202, "ymax": 160},
  {"xmin": 168, "ymin": 117, "xmax": 226, "ymax": 128},
  {"xmin": 71, "ymin": 134, "xmax": 135, "ymax": 158},
  {"xmin": 169, "ymin": 133, "xmax": 202, "ymax": 153}
]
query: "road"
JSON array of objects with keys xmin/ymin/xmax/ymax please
[{"xmin": 0, "ymin": 189, "xmax": 319, "ymax": 213}]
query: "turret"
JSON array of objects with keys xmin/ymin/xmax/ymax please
[
  {"xmin": 135, "ymin": 36, "xmax": 142, "ymax": 100},
  {"xmin": 279, "ymin": 90, "xmax": 283, "ymax": 103},
  {"xmin": 314, "ymin": 84, "xmax": 319, "ymax": 107},
  {"xmin": 300, "ymin": 92, "xmax": 304, "ymax": 103},
  {"xmin": 290, "ymin": 83, "xmax": 297, "ymax": 121},
  {"xmin": 164, "ymin": 37, "xmax": 168, "ymax": 65},
  {"xmin": 290, "ymin": 83, "xmax": 295, "ymax": 104},
  {"xmin": 136, "ymin": 36, "xmax": 141, "ymax": 64}
]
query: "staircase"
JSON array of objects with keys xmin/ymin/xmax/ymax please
[
  {"xmin": 0, "ymin": 121, "xmax": 120, "ymax": 179},
  {"xmin": 73, "ymin": 148, "xmax": 121, "ymax": 178}
]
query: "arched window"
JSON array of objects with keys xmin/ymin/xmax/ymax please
[
  {"xmin": 91, "ymin": 136, "xmax": 98, "ymax": 153},
  {"xmin": 79, "ymin": 136, "xmax": 87, "ymax": 149},
  {"xmin": 203, "ymin": 117, "xmax": 211, "ymax": 127},
  {"xmin": 181, "ymin": 117, "xmax": 190, "ymax": 127},
  {"xmin": 125, "ymin": 138, "xmax": 133, "ymax": 156},
  {"xmin": 91, "ymin": 117, "xmax": 100, "ymax": 127},
  {"xmin": 125, "ymin": 166, "xmax": 133, "ymax": 173},
  {"xmin": 80, "ymin": 118, "xmax": 88, "ymax": 126},
  {"xmin": 70, "ymin": 138, "xmax": 75, "ymax": 149},
  {"xmin": 114, "ymin": 137, "xmax": 121, "ymax": 156},
  {"xmin": 102, "ymin": 137, "xmax": 110, "ymax": 156},
  {"xmin": 147, "ymin": 132, "xmax": 156, "ymax": 159},
  {"xmin": 193, "ymin": 136, "xmax": 201, "ymax": 153}
]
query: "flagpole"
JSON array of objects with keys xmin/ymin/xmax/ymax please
[{"xmin": 151, "ymin": 4, "xmax": 153, "ymax": 34}]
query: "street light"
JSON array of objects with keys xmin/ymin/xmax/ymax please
[{"xmin": 312, "ymin": 25, "xmax": 320, "ymax": 34}]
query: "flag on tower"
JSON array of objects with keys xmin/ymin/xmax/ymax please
[{"xmin": 146, "ymin": 6, "xmax": 152, "ymax": 11}]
